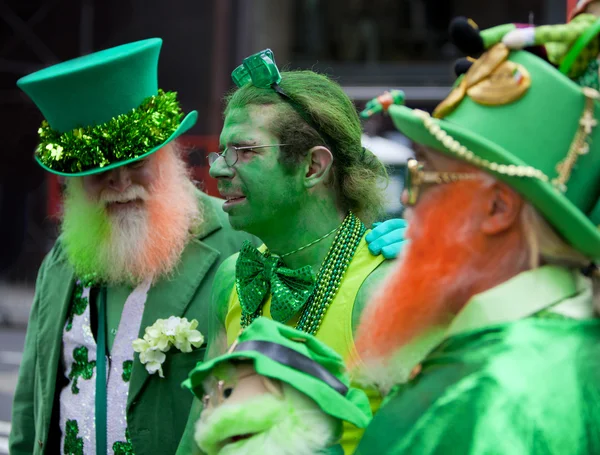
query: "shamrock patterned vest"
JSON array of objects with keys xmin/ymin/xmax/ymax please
[
  {"xmin": 59, "ymin": 278, "xmax": 151, "ymax": 454},
  {"xmin": 225, "ymin": 234, "xmax": 385, "ymax": 455}
]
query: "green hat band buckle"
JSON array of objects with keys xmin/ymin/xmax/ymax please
[{"xmin": 37, "ymin": 89, "xmax": 183, "ymax": 175}]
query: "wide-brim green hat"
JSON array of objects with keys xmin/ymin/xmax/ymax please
[
  {"xmin": 389, "ymin": 45, "xmax": 600, "ymax": 260},
  {"xmin": 17, "ymin": 38, "xmax": 197, "ymax": 177},
  {"xmin": 183, "ymin": 317, "xmax": 372, "ymax": 429}
]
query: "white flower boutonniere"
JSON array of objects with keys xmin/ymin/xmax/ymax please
[{"xmin": 132, "ymin": 316, "xmax": 205, "ymax": 377}]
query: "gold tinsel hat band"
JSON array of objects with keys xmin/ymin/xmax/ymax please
[{"xmin": 36, "ymin": 89, "xmax": 184, "ymax": 174}]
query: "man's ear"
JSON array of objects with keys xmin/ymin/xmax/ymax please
[
  {"xmin": 304, "ymin": 146, "xmax": 334, "ymax": 188},
  {"xmin": 481, "ymin": 181, "xmax": 523, "ymax": 235}
]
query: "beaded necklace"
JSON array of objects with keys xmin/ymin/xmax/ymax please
[
  {"xmin": 278, "ymin": 226, "xmax": 338, "ymax": 258},
  {"xmin": 241, "ymin": 211, "xmax": 366, "ymax": 335}
]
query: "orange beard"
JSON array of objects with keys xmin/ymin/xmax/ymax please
[
  {"xmin": 136, "ymin": 148, "xmax": 202, "ymax": 283},
  {"xmin": 355, "ymin": 181, "xmax": 494, "ymax": 363},
  {"xmin": 62, "ymin": 147, "xmax": 201, "ymax": 285}
]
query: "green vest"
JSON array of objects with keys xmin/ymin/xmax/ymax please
[{"xmin": 225, "ymin": 235, "xmax": 385, "ymax": 455}]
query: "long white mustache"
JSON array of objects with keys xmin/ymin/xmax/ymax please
[{"xmin": 99, "ymin": 185, "xmax": 149, "ymax": 204}]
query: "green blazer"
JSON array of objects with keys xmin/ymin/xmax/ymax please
[{"xmin": 9, "ymin": 191, "xmax": 254, "ymax": 455}]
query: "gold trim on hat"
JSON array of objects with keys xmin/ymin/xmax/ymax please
[
  {"xmin": 553, "ymin": 87, "xmax": 600, "ymax": 192},
  {"xmin": 413, "ymin": 109, "xmax": 549, "ymax": 181}
]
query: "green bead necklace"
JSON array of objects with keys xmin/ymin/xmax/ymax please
[{"xmin": 241, "ymin": 211, "xmax": 366, "ymax": 335}]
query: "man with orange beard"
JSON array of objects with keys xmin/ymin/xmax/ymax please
[
  {"xmin": 354, "ymin": 44, "xmax": 600, "ymax": 454},
  {"xmin": 9, "ymin": 39, "xmax": 254, "ymax": 455}
]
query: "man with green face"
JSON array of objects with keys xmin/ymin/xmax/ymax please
[{"xmin": 198, "ymin": 50, "xmax": 395, "ymax": 454}]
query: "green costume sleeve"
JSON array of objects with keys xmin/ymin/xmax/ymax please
[
  {"xmin": 356, "ymin": 319, "xmax": 600, "ymax": 455},
  {"xmin": 534, "ymin": 14, "xmax": 597, "ymax": 45},
  {"xmin": 324, "ymin": 443, "xmax": 345, "ymax": 454},
  {"xmin": 352, "ymin": 260, "xmax": 396, "ymax": 333},
  {"xmin": 481, "ymin": 23, "xmax": 517, "ymax": 48},
  {"xmin": 175, "ymin": 255, "xmax": 239, "ymax": 455},
  {"xmin": 8, "ymin": 253, "xmax": 49, "ymax": 454},
  {"xmin": 174, "ymin": 397, "xmax": 205, "ymax": 455},
  {"xmin": 205, "ymin": 253, "xmax": 237, "ymax": 360},
  {"xmin": 356, "ymin": 381, "xmax": 542, "ymax": 455}
]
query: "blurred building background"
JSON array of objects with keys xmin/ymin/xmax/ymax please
[{"xmin": 0, "ymin": 0, "xmax": 566, "ymax": 291}]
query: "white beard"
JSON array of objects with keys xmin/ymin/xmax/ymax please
[
  {"xmin": 102, "ymin": 206, "xmax": 150, "ymax": 281},
  {"xmin": 195, "ymin": 384, "xmax": 340, "ymax": 455},
  {"xmin": 61, "ymin": 149, "xmax": 200, "ymax": 286}
]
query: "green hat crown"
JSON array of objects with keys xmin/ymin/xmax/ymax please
[
  {"xmin": 184, "ymin": 317, "xmax": 372, "ymax": 429},
  {"xmin": 17, "ymin": 38, "xmax": 198, "ymax": 176},
  {"xmin": 389, "ymin": 45, "xmax": 600, "ymax": 260}
]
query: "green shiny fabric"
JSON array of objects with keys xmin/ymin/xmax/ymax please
[
  {"xmin": 355, "ymin": 317, "xmax": 600, "ymax": 454},
  {"xmin": 235, "ymin": 240, "xmax": 316, "ymax": 323}
]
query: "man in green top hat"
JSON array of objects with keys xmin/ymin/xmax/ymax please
[
  {"xmin": 353, "ymin": 43, "xmax": 600, "ymax": 454},
  {"xmin": 195, "ymin": 49, "xmax": 398, "ymax": 455},
  {"xmin": 10, "ymin": 40, "xmax": 405, "ymax": 455},
  {"xmin": 184, "ymin": 317, "xmax": 372, "ymax": 455},
  {"xmin": 9, "ymin": 38, "xmax": 258, "ymax": 455}
]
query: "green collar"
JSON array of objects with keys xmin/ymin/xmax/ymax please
[
  {"xmin": 381, "ymin": 266, "xmax": 593, "ymax": 387},
  {"xmin": 192, "ymin": 190, "xmax": 224, "ymax": 239},
  {"xmin": 447, "ymin": 265, "xmax": 593, "ymax": 337},
  {"xmin": 384, "ymin": 266, "xmax": 593, "ymax": 387}
]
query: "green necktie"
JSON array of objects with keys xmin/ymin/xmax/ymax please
[{"xmin": 236, "ymin": 241, "xmax": 316, "ymax": 323}]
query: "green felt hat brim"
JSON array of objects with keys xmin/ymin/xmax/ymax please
[
  {"xmin": 388, "ymin": 104, "xmax": 600, "ymax": 260},
  {"xmin": 185, "ymin": 350, "xmax": 371, "ymax": 429},
  {"xmin": 36, "ymin": 110, "xmax": 198, "ymax": 177}
]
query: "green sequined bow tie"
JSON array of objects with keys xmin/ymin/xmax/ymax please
[{"xmin": 235, "ymin": 241, "xmax": 316, "ymax": 323}]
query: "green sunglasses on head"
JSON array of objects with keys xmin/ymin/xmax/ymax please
[
  {"xmin": 231, "ymin": 49, "xmax": 337, "ymax": 152},
  {"xmin": 232, "ymin": 49, "xmax": 283, "ymax": 89}
]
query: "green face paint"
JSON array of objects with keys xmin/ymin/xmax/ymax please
[
  {"xmin": 62, "ymin": 178, "xmax": 112, "ymax": 278},
  {"xmin": 213, "ymin": 105, "xmax": 306, "ymax": 237}
]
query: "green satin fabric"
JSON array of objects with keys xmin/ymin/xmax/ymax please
[{"xmin": 355, "ymin": 317, "xmax": 600, "ymax": 454}]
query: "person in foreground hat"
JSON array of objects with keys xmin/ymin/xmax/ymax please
[
  {"xmin": 9, "ymin": 38, "xmax": 256, "ymax": 455},
  {"xmin": 353, "ymin": 43, "xmax": 600, "ymax": 454},
  {"xmin": 184, "ymin": 317, "xmax": 372, "ymax": 455}
]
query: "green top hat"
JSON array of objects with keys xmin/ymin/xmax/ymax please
[
  {"xmin": 183, "ymin": 317, "xmax": 372, "ymax": 429},
  {"xmin": 17, "ymin": 38, "xmax": 198, "ymax": 177},
  {"xmin": 388, "ymin": 44, "xmax": 600, "ymax": 260}
]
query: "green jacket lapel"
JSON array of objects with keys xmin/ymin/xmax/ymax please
[
  {"xmin": 127, "ymin": 191, "xmax": 223, "ymax": 408},
  {"xmin": 35, "ymin": 247, "xmax": 75, "ymax": 441}
]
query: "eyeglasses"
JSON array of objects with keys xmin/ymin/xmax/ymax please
[
  {"xmin": 404, "ymin": 158, "xmax": 481, "ymax": 206},
  {"xmin": 208, "ymin": 144, "xmax": 288, "ymax": 167}
]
